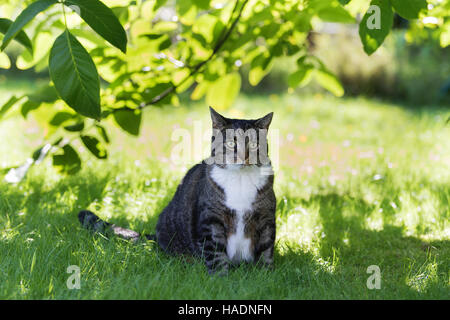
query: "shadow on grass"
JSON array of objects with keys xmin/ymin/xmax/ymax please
[
  {"xmin": 293, "ymin": 192, "xmax": 449, "ymax": 298},
  {"xmin": 0, "ymin": 169, "xmax": 110, "ymax": 239}
]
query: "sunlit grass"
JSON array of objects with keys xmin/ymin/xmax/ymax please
[{"xmin": 0, "ymin": 88, "xmax": 449, "ymax": 299}]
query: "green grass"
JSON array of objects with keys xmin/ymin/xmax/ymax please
[{"xmin": 0, "ymin": 84, "xmax": 449, "ymax": 299}]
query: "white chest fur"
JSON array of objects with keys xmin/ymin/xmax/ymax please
[{"xmin": 210, "ymin": 165, "xmax": 270, "ymax": 263}]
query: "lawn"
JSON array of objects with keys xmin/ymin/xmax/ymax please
[{"xmin": 0, "ymin": 81, "xmax": 449, "ymax": 299}]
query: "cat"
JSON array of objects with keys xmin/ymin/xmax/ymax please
[{"xmin": 79, "ymin": 107, "xmax": 276, "ymax": 274}]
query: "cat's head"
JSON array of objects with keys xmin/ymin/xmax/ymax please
[{"xmin": 207, "ymin": 107, "xmax": 273, "ymax": 169}]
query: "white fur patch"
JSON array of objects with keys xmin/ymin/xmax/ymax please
[{"xmin": 210, "ymin": 165, "xmax": 270, "ymax": 263}]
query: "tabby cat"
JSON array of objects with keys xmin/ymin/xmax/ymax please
[{"xmin": 79, "ymin": 107, "xmax": 276, "ymax": 274}]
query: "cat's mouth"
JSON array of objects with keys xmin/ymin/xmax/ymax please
[
  {"xmin": 231, "ymin": 158, "xmax": 252, "ymax": 166},
  {"xmin": 235, "ymin": 155, "xmax": 251, "ymax": 165}
]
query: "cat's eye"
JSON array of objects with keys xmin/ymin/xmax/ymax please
[
  {"xmin": 226, "ymin": 141, "xmax": 236, "ymax": 148},
  {"xmin": 249, "ymin": 142, "xmax": 258, "ymax": 149}
]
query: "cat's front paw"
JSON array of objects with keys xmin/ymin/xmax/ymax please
[{"xmin": 207, "ymin": 263, "xmax": 229, "ymax": 277}]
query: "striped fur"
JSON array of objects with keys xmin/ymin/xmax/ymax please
[{"xmin": 79, "ymin": 108, "xmax": 276, "ymax": 274}]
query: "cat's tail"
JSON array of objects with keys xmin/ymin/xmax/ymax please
[{"xmin": 78, "ymin": 210, "xmax": 156, "ymax": 242}]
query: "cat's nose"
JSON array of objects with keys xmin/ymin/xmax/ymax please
[{"xmin": 236, "ymin": 152, "xmax": 250, "ymax": 165}]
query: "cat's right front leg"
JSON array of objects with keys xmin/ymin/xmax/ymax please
[{"xmin": 199, "ymin": 216, "xmax": 230, "ymax": 275}]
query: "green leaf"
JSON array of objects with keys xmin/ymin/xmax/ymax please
[
  {"xmin": 64, "ymin": 121, "xmax": 85, "ymax": 132},
  {"xmin": 441, "ymin": 22, "xmax": 450, "ymax": 48},
  {"xmin": 32, "ymin": 145, "xmax": 48, "ymax": 162},
  {"xmin": 20, "ymin": 85, "xmax": 59, "ymax": 118},
  {"xmin": 315, "ymin": 69, "xmax": 344, "ymax": 97},
  {"xmin": 194, "ymin": 0, "xmax": 210, "ymax": 9},
  {"xmin": 288, "ymin": 67, "xmax": 313, "ymax": 88},
  {"xmin": 158, "ymin": 35, "xmax": 172, "ymax": 50},
  {"xmin": 249, "ymin": 53, "xmax": 273, "ymax": 86},
  {"xmin": 64, "ymin": 0, "xmax": 128, "ymax": 53},
  {"xmin": 81, "ymin": 135, "xmax": 107, "ymax": 159},
  {"xmin": 28, "ymin": 84, "xmax": 59, "ymax": 103},
  {"xmin": 206, "ymin": 72, "xmax": 241, "ymax": 110},
  {"xmin": 191, "ymin": 81, "xmax": 209, "ymax": 100},
  {"xmin": 0, "ymin": 18, "xmax": 33, "ymax": 53},
  {"xmin": 153, "ymin": 21, "xmax": 178, "ymax": 33},
  {"xmin": 293, "ymin": 11, "xmax": 312, "ymax": 32},
  {"xmin": 154, "ymin": 0, "xmax": 168, "ymax": 11},
  {"xmin": 32, "ymin": 141, "xmax": 56, "ymax": 163},
  {"xmin": 1, "ymin": 0, "xmax": 57, "ymax": 52},
  {"xmin": 0, "ymin": 52, "xmax": 11, "ymax": 69},
  {"xmin": 111, "ymin": 6, "xmax": 129, "ymax": 25},
  {"xmin": 317, "ymin": 3, "xmax": 355, "ymax": 23},
  {"xmin": 0, "ymin": 95, "xmax": 24, "ymax": 119},
  {"xmin": 20, "ymin": 100, "xmax": 40, "ymax": 118},
  {"xmin": 176, "ymin": 0, "xmax": 198, "ymax": 25},
  {"xmin": 113, "ymin": 108, "xmax": 142, "ymax": 136},
  {"xmin": 338, "ymin": 0, "xmax": 351, "ymax": 4},
  {"xmin": 49, "ymin": 30, "xmax": 101, "ymax": 119},
  {"xmin": 52, "ymin": 144, "xmax": 82, "ymax": 175},
  {"xmin": 49, "ymin": 112, "xmax": 76, "ymax": 126},
  {"xmin": 16, "ymin": 32, "xmax": 53, "ymax": 70},
  {"xmin": 359, "ymin": 0, "xmax": 394, "ymax": 55},
  {"xmin": 140, "ymin": 33, "xmax": 164, "ymax": 40},
  {"xmin": 390, "ymin": 0, "xmax": 427, "ymax": 19},
  {"xmin": 192, "ymin": 14, "xmax": 225, "ymax": 44},
  {"xmin": 141, "ymin": 82, "xmax": 174, "ymax": 106},
  {"xmin": 95, "ymin": 124, "xmax": 110, "ymax": 144}
]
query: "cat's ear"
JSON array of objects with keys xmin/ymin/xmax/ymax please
[
  {"xmin": 209, "ymin": 106, "xmax": 228, "ymax": 129},
  {"xmin": 255, "ymin": 112, "xmax": 273, "ymax": 130}
]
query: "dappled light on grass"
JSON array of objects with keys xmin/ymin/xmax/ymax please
[
  {"xmin": 406, "ymin": 259, "xmax": 440, "ymax": 293},
  {"xmin": 0, "ymin": 94, "xmax": 448, "ymax": 299},
  {"xmin": 0, "ymin": 215, "xmax": 21, "ymax": 241},
  {"xmin": 277, "ymin": 204, "xmax": 322, "ymax": 247}
]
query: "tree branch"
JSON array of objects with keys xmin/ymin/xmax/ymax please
[{"xmin": 136, "ymin": 0, "xmax": 249, "ymax": 110}]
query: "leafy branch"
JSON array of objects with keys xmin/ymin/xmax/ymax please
[
  {"xmin": 137, "ymin": 0, "xmax": 249, "ymax": 109},
  {"xmin": 0, "ymin": 0, "xmax": 441, "ymax": 180}
]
